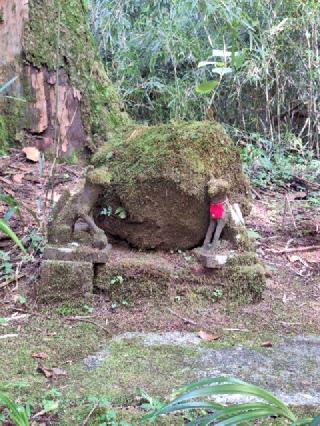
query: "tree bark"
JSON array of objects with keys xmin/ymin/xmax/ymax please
[{"xmin": 0, "ymin": 0, "xmax": 126, "ymax": 157}]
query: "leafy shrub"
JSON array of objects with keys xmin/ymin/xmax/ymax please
[
  {"xmin": 88, "ymin": 0, "xmax": 320, "ymax": 153},
  {"xmin": 145, "ymin": 376, "xmax": 320, "ymax": 425},
  {"xmin": 0, "ymin": 392, "xmax": 30, "ymax": 426}
]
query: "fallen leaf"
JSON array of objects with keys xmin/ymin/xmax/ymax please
[
  {"xmin": 32, "ymin": 352, "xmax": 48, "ymax": 360},
  {"xmin": 22, "ymin": 146, "xmax": 40, "ymax": 162},
  {"xmin": 37, "ymin": 365, "xmax": 53, "ymax": 378},
  {"xmin": 198, "ymin": 330, "xmax": 220, "ymax": 342},
  {"xmin": 37, "ymin": 365, "xmax": 67, "ymax": 378},
  {"xmin": 0, "ymin": 176, "xmax": 12, "ymax": 185},
  {"xmin": 51, "ymin": 367, "xmax": 67, "ymax": 377},
  {"xmin": 12, "ymin": 173, "xmax": 24, "ymax": 184},
  {"xmin": 261, "ymin": 341, "xmax": 273, "ymax": 348},
  {"xmin": 287, "ymin": 254, "xmax": 308, "ymax": 267}
]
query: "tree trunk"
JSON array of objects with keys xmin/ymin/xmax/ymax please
[{"xmin": 0, "ymin": 0, "xmax": 126, "ymax": 157}]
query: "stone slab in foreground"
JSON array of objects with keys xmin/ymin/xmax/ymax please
[{"xmin": 97, "ymin": 332, "xmax": 320, "ymax": 408}]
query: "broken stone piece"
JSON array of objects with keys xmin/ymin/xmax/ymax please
[
  {"xmin": 198, "ymin": 249, "xmax": 235, "ymax": 269},
  {"xmin": 43, "ymin": 243, "xmax": 111, "ymax": 264},
  {"xmin": 38, "ymin": 260, "xmax": 93, "ymax": 304}
]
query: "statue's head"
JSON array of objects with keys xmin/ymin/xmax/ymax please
[{"xmin": 208, "ymin": 177, "xmax": 230, "ymax": 202}]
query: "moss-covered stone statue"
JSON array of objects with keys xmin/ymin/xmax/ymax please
[
  {"xmin": 48, "ymin": 121, "xmax": 251, "ymax": 251},
  {"xmin": 44, "ymin": 120, "xmax": 266, "ymax": 305}
]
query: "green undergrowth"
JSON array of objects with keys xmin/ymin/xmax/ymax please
[
  {"xmin": 0, "ymin": 115, "xmax": 8, "ymax": 155},
  {"xmin": 241, "ymin": 143, "xmax": 320, "ymax": 190}
]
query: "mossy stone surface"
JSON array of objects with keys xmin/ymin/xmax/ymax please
[
  {"xmin": 93, "ymin": 247, "xmax": 264, "ymax": 303},
  {"xmin": 224, "ymin": 263, "xmax": 266, "ymax": 303},
  {"xmin": 90, "ymin": 121, "xmax": 251, "ymax": 250},
  {"xmin": 0, "ymin": 115, "xmax": 8, "ymax": 154},
  {"xmin": 95, "ymin": 257, "xmax": 171, "ymax": 301},
  {"xmin": 39, "ymin": 260, "xmax": 93, "ymax": 304}
]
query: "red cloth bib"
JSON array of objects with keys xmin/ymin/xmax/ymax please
[{"xmin": 210, "ymin": 202, "xmax": 224, "ymax": 219}]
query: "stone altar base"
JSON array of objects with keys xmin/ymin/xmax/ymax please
[
  {"xmin": 94, "ymin": 246, "xmax": 266, "ymax": 304},
  {"xmin": 38, "ymin": 244, "xmax": 265, "ymax": 306}
]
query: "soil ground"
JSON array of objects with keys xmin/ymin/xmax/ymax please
[{"xmin": 0, "ymin": 152, "xmax": 320, "ymax": 425}]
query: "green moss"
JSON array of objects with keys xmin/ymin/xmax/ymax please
[
  {"xmin": 0, "ymin": 314, "xmax": 195, "ymax": 424},
  {"xmin": 88, "ymin": 167, "xmax": 113, "ymax": 185},
  {"xmin": 226, "ymin": 251, "xmax": 259, "ymax": 267},
  {"xmin": 0, "ymin": 115, "xmax": 8, "ymax": 154},
  {"xmin": 95, "ymin": 259, "xmax": 170, "ymax": 301},
  {"xmin": 38, "ymin": 260, "xmax": 93, "ymax": 304},
  {"xmin": 23, "ymin": 0, "xmax": 128, "ymax": 149},
  {"xmin": 91, "ymin": 121, "xmax": 248, "ymax": 200},
  {"xmin": 0, "ymin": 97, "xmax": 27, "ymax": 146},
  {"xmin": 224, "ymin": 263, "xmax": 266, "ymax": 303}
]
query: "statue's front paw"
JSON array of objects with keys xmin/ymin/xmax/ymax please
[{"xmin": 92, "ymin": 230, "xmax": 109, "ymax": 250}]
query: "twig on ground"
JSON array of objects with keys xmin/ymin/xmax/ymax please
[
  {"xmin": 167, "ymin": 308, "xmax": 197, "ymax": 325},
  {"xmin": 251, "ymin": 187, "xmax": 261, "ymax": 200},
  {"xmin": 12, "ymin": 307, "xmax": 52, "ymax": 320},
  {"xmin": 285, "ymin": 238, "xmax": 295, "ymax": 250},
  {"xmin": 0, "ymin": 334, "xmax": 19, "ymax": 339},
  {"xmin": 282, "ymin": 195, "xmax": 297, "ymax": 230},
  {"xmin": 293, "ymin": 175, "xmax": 320, "ymax": 191},
  {"xmin": 0, "ymin": 274, "xmax": 25, "ymax": 289},
  {"xmin": 81, "ymin": 404, "xmax": 98, "ymax": 426},
  {"xmin": 64, "ymin": 316, "xmax": 109, "ymax": 334},
  {"xmin": 266, "ymin": 245, "xmax": 320, "ymax": 254}
]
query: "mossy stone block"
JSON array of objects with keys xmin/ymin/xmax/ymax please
[
  {"xmin": 43, "ymin": 244, "xmax": 110, "ymax": 263},
  {"xmin": 95, "ymin": 257, "xmax": 170, "ymax": 301},
  {"xmin": 224, "ymin": 263, "xmax": 266, "ymax": 303},
  {"xmin": 39, "ymin": 260, "xmax": 93, "ymax": 304}
]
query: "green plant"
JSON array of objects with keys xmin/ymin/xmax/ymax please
[
  {"xmin": 139, "ymin": 390, "xmax": 164, "ymax": 412},
  {"xmin": 0, "ymin": 391, "xmax": 30, "ymax": 426},
  {"xmin": 0, "ymin": 193, "xmax": 40, "ymax": 252},
  {"xmin": 100, "ymin": 206, "xmax": 113, "ymax": 217},
  {"xmin": 0, "ymin": 219, "xmax": 26, "ymax": 252},
  {"xmin": 0, "ymin": 250, "xmax": 14, "ymax": 281},
  {"xmin": 88, "ymin": 0, "xmax": 320, "ymax": 155},
  {"xmin": 24, "ymin": 230, "xmax": 45, "ymax": 254},
  {"xmin": 115, "ymin": 207, "xmax": 127, "ymax": 219},
  {"xmin": 110, "ymin": 275, "xmax": 124, "ymax": 286},
  {"xmin": 211, "ymin": 288, "xmax": 223, "ymax": 303},
  {"xmin": 144, "ymin": 376, "xmax": 320, "ymax": 425},
  {"xmin": 86, "ymin": 396, "xmax": 131, "ymax": 426}
]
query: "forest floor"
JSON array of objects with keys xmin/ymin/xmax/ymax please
[{"xmin": 0, "ymin": 151, "xmax": 320, "ymax": 425}]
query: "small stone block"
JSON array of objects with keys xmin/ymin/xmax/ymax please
[
  {"xmin": 38, "ymin": 260, "xmax": 93, "ymax": 304},
  {"xmin": 199, "ymin": 250, "xmax": 235, "ymax": 269},
  {"xmin": 43, "ymin": 243, "xmax": 110, "ymax": 264}
]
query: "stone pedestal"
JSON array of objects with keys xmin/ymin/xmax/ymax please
[
  {"xmin": 39, "ymin": 243, "xmax": 111, "ymax": 304},
  {"xmin": 194, "ymin": 247, "xmax": 235, "ymax": 269},
  {"xmin": 199, "ymin": 251, "xmax": 235, "ymax": 269}
]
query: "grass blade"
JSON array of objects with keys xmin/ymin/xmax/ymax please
[
  {"xmin": 186, "ymin": 403, "xmax": 285, "ymax": 425},
  {"xmin": 0, "ymin": 219, "xmax": 26, "ymax": 252},
  {"xmin": 170, "ymin": 382, "xmax": 295, "ymax": 420},
  {"xmin": 214, "ymin": 408, "xmax": 284, "ymax": 426}
]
